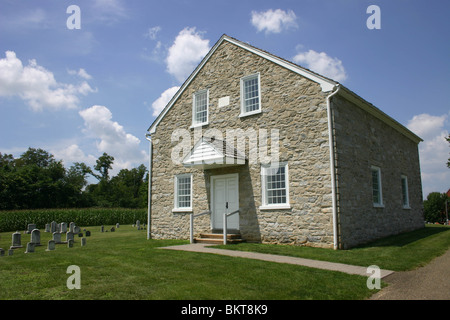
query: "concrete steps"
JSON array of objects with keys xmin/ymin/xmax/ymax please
[{"xmin": 194, "ymin": 232, "xmax": 245, "ymax": 244}]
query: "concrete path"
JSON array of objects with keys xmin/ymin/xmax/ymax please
[{"xmin": 159, "ymin": 243, "xmax": 395, "ymax": 278}]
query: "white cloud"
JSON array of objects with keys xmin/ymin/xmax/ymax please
[
  {"xmin": 166, "ymin": 27, "xmax": 210, "ymax": 82},
  {"xmin": 0, "ymin": 51, "xmax": 96, "ymax": 111},
  {"xmin": 407, "ymin": 113, "xmax": 450, "ymax": 196},
  {"xmin": 145, "ymin": 26, "xmax": 162, "ymax": 40},
  {"xmin": 68, "ymin": 68, "xmax": 92, "ymax": 80},
  {"xmin": 151, "ymin": 86, "xmax": 180, "ymax": 116},
  {"xmin": 251, "ymin": 9, "xmax": 298, "ymax": 34},
  {"xmin": 79, "ymin": 105, "xmax": 148, "ymax": 171},
  {"xmin": 51, "ymin": 144, "xmax": 97, "ymax": 166},
  {"xmin": 293, "ymin": 49, "xmax": 347, "ymax": 82}
]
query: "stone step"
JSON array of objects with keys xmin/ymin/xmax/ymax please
[{"xmin": 194, "ymin": 232, "xmax": 245, "ymax": 244}]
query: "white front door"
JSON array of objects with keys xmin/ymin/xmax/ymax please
[{"xmin": 211, "ymin": 174, "xmax": 239, "ymax": 230}]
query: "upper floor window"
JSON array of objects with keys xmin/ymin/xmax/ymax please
[
  {"xmin": 371, "ymin": 166, "xmax": 384, "ymax": 207},
  {"xmin": 192, "ymin": 89, "xmax": 208, "ymax": 127},
  {"xmin": 240, "ymin": 73, "xmax": 261, "ymax": 117},
  {"xmin": 401, "ymin": 175, "xmax": 410, "ymax": 209}
]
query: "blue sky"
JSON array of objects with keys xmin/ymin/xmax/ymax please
[{"xmin": 0, "ymin": 0, "xmax": 448, "ymax": 197}]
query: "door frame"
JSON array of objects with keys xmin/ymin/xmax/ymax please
[{"xmin": 210, "ymin": 173, "xmax": 239, "ymax": 230}]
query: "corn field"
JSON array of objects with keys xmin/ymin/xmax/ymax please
[{"xmin": 0, "ymin": 208, "xmax": 147, "ymax": 232}]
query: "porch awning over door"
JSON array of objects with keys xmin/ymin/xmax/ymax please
[{"xmin": 182, "ymin": 137, "xmax": 246, "ymax": 169}]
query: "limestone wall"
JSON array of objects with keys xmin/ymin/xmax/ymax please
[{"xmin": 149, "ymin": 40, "xmax": 335, "ymax": 247}]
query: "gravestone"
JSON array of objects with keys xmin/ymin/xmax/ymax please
[
  {"xmin": 60, "ymin": 222, "xmax": 67, "ymax": 233},
  {"xmin": 26, "ymin": 224, "xmax": 36, "ymax": 234},
  {"xmin": 85, "ymin": 230, "xmax": 91, "ymax": 237},
  {"xmin": 136, "ymin": 220, "xmax": 140, "ymax": 230},
  {"xmin": 101, "ymin": 225, "xmax": 104, "ymax": 232},
  {"xmin": 51, "ymin": 221, "xmax": 57, "ymax": 233},
  {"xmin": 0, "ymin": 248, "xmax": 4, "ymax": 256},
  {"xmin": 30, "ymin": 229, "xmax": 42, "ymax": 246},
  {"xmin": 52, "ymin": 232, "xmax": 62, "ymax": 244},
  {"xmin": 69, "ymin": 222, "xmax": 75, "ymax": 233},
  {"xmin": 45, "ymin": 224, "xmax": 50, "ymax": 232},
  {"xmin": 11, "ymin": 231, "xmax": 23, "ymax": 249},
  {"xmin": 78, "ymin": 232, "xmax": 83, "ymax": 237},
  {"xmin": 73, "ymin": 226, "xmax": 80, "ymax": 234},
  {"xmin": 66, "ymin": 232, "xmax": 74, "ymax": 243},
  {"xmin": 116, "ymin": 223, "xmax": 120, "ymax": 228},
  {"xmin": 25, "ymin": 242, "xmax": 35, "ymax": 253},
  {"xmin": 67, "ymin": 239, "xmax": 74, "ymax": 248},
  {"xmin": 46, "ymin": 240, "xmax": 55, "ymax": 251},
  {"xmin": 110, "ymin": 227, "xmax": 115, "ymax": 232},
  {"xmin": 81, "ymin": 238, "xmax": 86, "ymax": 247},
  {"xmin": 8, "ymin": 249, "xmax": 13, "ymax": 256}
]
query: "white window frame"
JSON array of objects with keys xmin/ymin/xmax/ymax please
[
  {"xmin": 260, "ymin": 162, "xmax": 291, "ymax": 210},
  {"xmin": 240, "ymin": 73, "xmax": 262, "ymax": 117},
  {"xmin": 173, "ymin": 173, "xmax": 193, "ymax": 212},
  {"xmin": 371, "ymin": 166, "xmax": 384, "ymax": 208},
  {"xmin": 401, "ymin": 175, "xmax": 410, "ymax": 209},
  {"xmin": 191, "ymin": 89, "xmax": 209, "ymax": 127}
]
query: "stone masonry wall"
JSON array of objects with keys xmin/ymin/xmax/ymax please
[
  {"xmin": 149, "ymin": 40, "xmax": 335, "ymax": 247},
  {"xmin": 332, "ymin": 94, "xmax": 424, "ymax": 249}
]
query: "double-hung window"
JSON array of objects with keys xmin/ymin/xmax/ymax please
[
  {"xmin": 371, "ymin": 166, "xmax": 384, "ymax": 207},
  {"xmin": 192, "ymin": 89, "xmax": 208, "ymax": 127},
  {"xmin": 173, "ymin": 174, "xmax": 193, "ymax": 212},
  {"xmin": 260, "ymin": 162, "xmax": 290, "ymax": 210},
  {"xmin": 401, "ymin": 175, "xmax": 410, "ymax": 209},
  {"xmin": 240, "ymin": 73, "xmax": 261, "ymax": 116}
]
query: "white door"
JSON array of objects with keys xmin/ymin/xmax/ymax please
[{"xmin": 211, "ymin": 174, "xmax": 239, "ymax": 230}]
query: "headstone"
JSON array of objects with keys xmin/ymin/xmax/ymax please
[
  {"xmin": 85, "ymin": 230, "xmax": 91, "ymax": 237},
  {"xmin": 116, "ymin": 223, "xmax": 120, "ymax": 228},
  {"xmin": 67, "ymin": 239, "xmax": 74, "ymax": 248},
  {"xmin": 60, "ymin": 222, "xmax": 67, "ymax": 233},
  {"xmin": 8, "ymin": 249, "xmax": 13, "ymax": 256},
  {"xmin": 66, "ymin": 232, "xmax": 74, "ymax": 243},
  {"xmin": 110, "ymin": 227, "xmax": 115, "ymax": 232},
  {"xmin": 81, "ymin": 238, "xmax": 86, "ymax": 247},
  {"xmin": 55, "ymin": 223, "xmax": 60, "ymax": 233},
  {"xmin": 101, "ymin": 225, "xmax": 104, "ymax": 232},
  {"xmin": 136, "ymin": 220, "xmax": 140, "ymax": 230},
  {"xmin": 25, "ymin": 242, "xmax": 35, "ymax": 253},
  {"xmin": 69, "ymin": 222, "xmax": 76, "ymax": 233},
  {"xmin": 45, "ymin": 223, "xmax": 50, "ymax": 232},
  {"xmin": 52, "ymin": 232, "xmax": 62, "ymax": 244},
  {"xmin": 51, "ymin": 221, "xmax": 57, "ymax": 233},
  {"xmin": 73, "ymin": 226, "xmax": 81, "ymax": 234},
  {"xmin": 10, "ymin": 231, "xmax": 23, "ymax": 249},
  {"xmin": 78, "ymin": 232, "xmax": 83, "ymax": 237},
  {"xmin": 0, "ymin": 248, "xmax": 4, "ymax": 256},
  {"xmin": 30, "ymin": 229, "xmax": 42, "ymax": 246},
  {"xmin": 46, "ymin": 240, "xmax": 55, "ymax": 251},
  {"xmin": 26, "ymin": 224, "xmax": 36, "ymax": 234}
]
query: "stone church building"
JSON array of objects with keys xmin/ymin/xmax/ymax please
[{"xmin": 146, "ymin": 34, "xmax": 424, "ymax": 249}]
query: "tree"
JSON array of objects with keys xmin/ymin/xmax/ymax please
[
  {"xmin": 93, "ymin": 153, "xmax": 115, "ymax": 182},
  {"xmin": 446, "ymin": 134, "xmax": 450, "ymax": 169},
  {"xmin": 424, "ymin": 192, "xmax": 448, "ymax": 223}
]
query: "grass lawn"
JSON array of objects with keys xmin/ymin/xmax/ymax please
[{"xmin": 0, "ymin": 224, "xmax": 448, "ymax": 300}]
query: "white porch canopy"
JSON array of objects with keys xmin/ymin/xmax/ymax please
[{"xmin": 182, "ymin": 137, "xmax": 246, "ymax": 169}]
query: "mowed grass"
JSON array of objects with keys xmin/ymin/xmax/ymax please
[
  {"xmin": 1, "ymin": 225, "xmax": 376, "ymax": 300},
  {"xmin": 1, "ymin": 225, "xmax": 448, "ymax": 300},
  {"xmin": 215, "ymin": 225, "xmax": 450, "ymax": 272}
]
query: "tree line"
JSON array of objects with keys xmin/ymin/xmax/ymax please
[{"xmin": 0, "ymin": 148, "xmax": 148, "ymax": 210}]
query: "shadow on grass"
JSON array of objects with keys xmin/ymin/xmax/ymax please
[{"xmin": 356, "ymin": 225, "xmax": 450, "ymax": 248}]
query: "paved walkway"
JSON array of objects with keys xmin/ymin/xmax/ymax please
[{"xmin": 159, "ymin": 243, "xmax": 394, "ymax": 278}]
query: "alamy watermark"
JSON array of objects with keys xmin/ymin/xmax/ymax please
[
  {"xmin": 366, "ymin": 265, "xmax": 381, "ymax": 289},
  {"xmin": 66, "ymin": 5, "xmax": 81, "ymax": 30},
  {"xmin": 66, "ymin": 265, "xmax": 81, "ymax": 289}
]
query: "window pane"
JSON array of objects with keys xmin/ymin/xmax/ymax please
[
  {"xmin": 177, "ymin": 176, "xmax": 191, "ymax": 208},
  {"xmin": 194, "ymin": 91, "xmax": 207, "ymax": 124},
  {"xmin": 243, "ymin": 76, "xmax": 260, "ymax": 113},
  {"xmin": 265, "ymin": 165, "xmax": 287, "ymax": 205},
  {"xmin": 372, "ymin": 169, "xmax": 380, "ymax": 204}
]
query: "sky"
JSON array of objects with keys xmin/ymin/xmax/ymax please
[{"xmin": 0, "ymin": 0, "xmax": 449, "ymax": 197}]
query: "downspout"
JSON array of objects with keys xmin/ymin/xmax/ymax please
[
  {"xmin": 326, "ymin": 85, "xmax": 341, "ymax": 250},
  {"xmin": 145, "ymin": 133, "xmax": 153, "ymax": 240}
]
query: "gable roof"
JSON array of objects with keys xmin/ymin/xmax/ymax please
[{"xmin": 147, "ymin": 34, "xmax": 422, "ymax": 144}]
